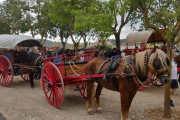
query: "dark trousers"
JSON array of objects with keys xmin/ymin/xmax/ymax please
[
  {"xmin": 35, "ymin": 68, "xmax": 41, "ymax": 79},
  {"xmin": 29, "ymin": 70, "xmax": 35, "ymax": 87}
]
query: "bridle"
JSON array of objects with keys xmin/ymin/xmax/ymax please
[{"xmin": 147, "ymin": 50, "xmax": 169, "ymax": 80}]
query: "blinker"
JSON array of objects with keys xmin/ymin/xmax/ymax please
[{"xmin": 153, "ymin": 58, "xmax": 161, "ymax": 70}]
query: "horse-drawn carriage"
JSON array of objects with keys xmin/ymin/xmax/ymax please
[
  {"xmin": 0, "ymin": 34, "xmax": 42, "ymax": 86},
  {"xmin": 0, "ymin": 34, "xmax": 171, "ymax": 120}
]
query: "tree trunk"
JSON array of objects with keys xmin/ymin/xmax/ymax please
[
  {"xmin": 115, "ymin": 27, "xmax": 122, "ymax": 50},
  {"xmin": 74, "ymin": 43, "xmax": 79, "ymax": 55},
  {"xmin": 164, "ymin": 43, "xmax": 172, "ymax": 118},
  {"xmin": 62, "ymin": 42, "xmax": 66, "ymax": 49},
  {"xmin": 84, "ymin": 43, "xmax": 87, "ymax": 49}
]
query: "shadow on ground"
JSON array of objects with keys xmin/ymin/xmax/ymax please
[{"xmin": 0, "ymin": 113, "xmax": 5, "ymax": 120}]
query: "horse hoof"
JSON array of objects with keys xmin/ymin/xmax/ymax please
[
  {"xmin": 88, "ymin": 111, "xmax": 94, "ymax": 115},
  {"xmin": 96, "ymin": 110, "xmax": 102, "ymax": 114}
]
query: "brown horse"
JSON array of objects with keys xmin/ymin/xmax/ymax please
[{"xmin": 85, "ymin": 48, "xmax": 170, "ymax": 120}]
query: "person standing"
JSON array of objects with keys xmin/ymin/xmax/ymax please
[
  {"xmin": 170, "ymin": 59, "xmax": 179, "ymax": 107},
  {"xmin": 27, "ymin": 45, "xmax": 42, "ymax": 88}
]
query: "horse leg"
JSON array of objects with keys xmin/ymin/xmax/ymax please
[
  {"xmin": 29, "ymin": 69, "xmax": 35, "ymax": 88},
  {"xmin": 87, "ymin": 81, "xmax": 95, "ymax": 115},
  {"xmin": 120, "ymin": 85, "xmax": 138, "ymax": 120},
  {"xmin": 95, "ymin": 83, "xmax": 103, "ymax": 114}
]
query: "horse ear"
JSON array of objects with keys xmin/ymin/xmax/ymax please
[{"xmin": 152, "ymin": 46, "xmax": 157, "ymax": 53}]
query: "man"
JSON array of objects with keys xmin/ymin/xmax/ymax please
[
  {"xmin": 27, "ymin": 45, "xmax": 42, "ymax": 88},
  {"xmin": 170, "ymin": 58, "xmax": 179, "ymax": 107},
  {"xmin": 108, "ymin": 48, "xmax": 118, "ymax": 58},
  {"xmin": 116, "ymin": 47, "xmax": 122, "ymax": 55}
]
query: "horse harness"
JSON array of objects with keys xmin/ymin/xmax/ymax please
[{"xmin": 96, "ymin": 50, "xmax": 169, "ymax": 92}]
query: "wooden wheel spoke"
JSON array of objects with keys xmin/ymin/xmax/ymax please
[
  {"xmin": 5, "ymin": 71, "xmax": 12, "ymax": 75},
  {"xmin": 43, "ymin": 78, "xmax": 51, "ymax": 84},
  {"xmin": 52, "ymin": 90, "xmax": 55, "ymax": 104},
  {"xmin": 48, "ymin": 89, "xmax": 53, "ymax": 100},
  {"xmin": 55, "ymin": 87, "xmax": 63, "ymax": 101},
  {"xmin": 47, "ymin": 67, "xmax": 53, "ymax": 80},
  {"xmin": 55, "ymin": 82, "xmax": 62, "ymax": 86},
  {"xmin": 43, "ymin": 74, "xmax": 51, "ymax": 83},
  {"xmin": 0, "ymin": 74, "xmax": 3, "ymax": 80},
  {"xmin": 54, "ymin": 88, "xmax": 61, "ymax": 105},
  {"xmin": 44, "ymin": 68, "xmax": 51, "ymax": 78},
  {"xmin": 54, "ymin": 90, "xmax": 58, "ymax": 106},
  {"xmin": 46, "ymin": 87, "xmax": 52, "ymax": 94},
  {"xmin": 55, "ymin": 86, "xmax": 63, "ymax": 93},
  {"xmin": 5, "ymin": 74, "xmax": 11, "ymax": 83}
]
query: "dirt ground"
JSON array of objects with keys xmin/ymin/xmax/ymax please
[{"xmin": 0, "ymin": 76, "xmax": 180, "ymax": 120}]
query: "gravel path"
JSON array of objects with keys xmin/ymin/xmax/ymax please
[{"xmin": 0, "ymin": 76, "xmax": 180, "ymax": 120}]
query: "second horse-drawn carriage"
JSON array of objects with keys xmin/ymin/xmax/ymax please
[
  {"xmin": 0, "ymin": 34, "xmax": 42, "ymax": 86},
  {"xmin": 123, "ymin": 30, "xmax": 180, "ymax": 91}
]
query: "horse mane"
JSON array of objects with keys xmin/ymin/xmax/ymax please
[
  {"xmin": 134, "ymin": 49, "xmax": 167, "ymax": 75},
  {"xmin": 149, "ymin": 49, "xmax": 167, "ymax": 67},
  {"xmin": 135, "ymin": 50, "xmax": 148, "ymax": 75}
]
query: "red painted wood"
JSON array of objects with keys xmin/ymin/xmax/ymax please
[{"xmin": 0, "ymin": 55, "xmax": 14, "ymax": 87}]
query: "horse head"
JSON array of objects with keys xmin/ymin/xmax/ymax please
[{"xmin": 147, "ymin": 48, "xmax": 170, "ymax": 84}]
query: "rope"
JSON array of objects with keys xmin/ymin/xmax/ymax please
[{"xmin": 67, "ymin": 55, "xmax": 92, "ymax": 75}]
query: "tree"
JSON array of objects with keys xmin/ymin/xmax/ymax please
[
  {"xmin": 131, "ymin": 0, "xmax": 180, "ymax": 118},
  {"xmin": 49, "ymin": 0, "xmax": 82, "ymax": 52},
  {"xmin": 34, "ymin": 0, "xmax": 52, "ymax": 45},
  {"xmin": 108, "ymin": 0, "xmax": 140, "ymax": 49},
  {"xmin": 23, "ymin": 0, "xmax": 38, "ymax": 38},
  {"xmin": 49, "ymin": 23, "xmax": 70, "ymax": 48},
  {"xmin": 0, "ymin": 20, "xmax": 11, "ymax": 34},
  {"xmin": 1, "ymin": 0, "xmax": 28, "ymax": 34}
]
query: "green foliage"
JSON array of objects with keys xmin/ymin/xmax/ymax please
[
  {"xmin": 0, "ymin": 21, "xmax": 11, "ymax": 34},
  {"xmin": 96, "ymin": 43, "xmax": 112, "ymax": 50},
  {"xmin": 0, "ymin": 0, "xmax": 28, "ymax": 34},
  {"xmin": 130, "ymin": 0, "xmax": 180, "ymax": 44}
]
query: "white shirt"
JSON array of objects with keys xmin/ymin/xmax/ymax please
[
  {"xmin": 121, "ymin": 52, "xmax": 125, "ymax": 57},
  {"xmin": 27, "ymin": 46, "xmax": 39, "ymax": 54},
  {"xmin": 171, "ymin": 59, "xmax": 177, "ymax": 80}
]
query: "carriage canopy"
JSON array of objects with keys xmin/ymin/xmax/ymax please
[
  {"xmin": 0, "ymin": 34, "xmax": 42, "ymax": 49},
  {"xmin": 125, "ymin": 30, "xmax": 165, "ymax": 45}
]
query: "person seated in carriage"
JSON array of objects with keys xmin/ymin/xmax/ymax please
[
  {"xmin": 108, "ymin": 48, "xmax": 118, "ymax": 59},
  {"xmin": 58, "ymin": 47, "xmax": 65, "ymax": 55},
  {"xmin": 65, "ymin": 49, "xmax": 72, "ymax": 57}
]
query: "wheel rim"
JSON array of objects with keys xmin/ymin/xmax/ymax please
[
  {"xmin": 0, "ymin": 55, "xmax": 13, "ymax": 87},
  {"xmin": 78, "ymin": 83, "xmax": 96, "ymax": 99},
  {"xmin": 78, "ymin": 83, "xmax": 87, "ymax": 99},
  {"xmin": 21, "ymin": 74, "xmax": 30, "ymax": 81},
  {"xmin": 42, "ymin": 62, "xmax": 64, "ymax": 108}
]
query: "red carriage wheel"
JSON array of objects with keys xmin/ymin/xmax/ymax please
[
  {"xmin": 78, "ymin": 83, "xmax": 96, "ymax": 99},
  {"xmin": 138, "ymin": 73, "xmax": 151, "ymax": 91},
  {"xmin": 0, "ymin": 55, "xmax": 14, "ymax": 87},
  {"xmin": 42, "ymin": 62, "xmax": 64, "ymax": 108},
  {"xmin": 21, "ymin": 74, "xmax": 30, "ymax": 81}
]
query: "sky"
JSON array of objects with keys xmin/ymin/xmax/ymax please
[{"xmin": 0, "ymin": 0, "xmax": 138, "ymax": 43}]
